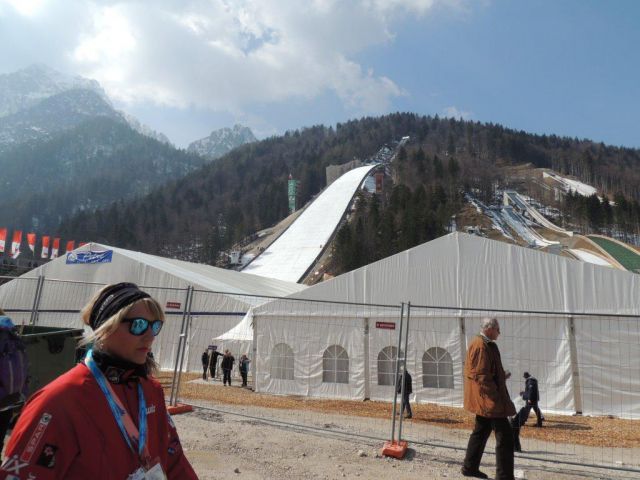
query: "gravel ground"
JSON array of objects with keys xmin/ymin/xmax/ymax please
[{"xmin": 174, "ymin": 404, "xmax": 640, "ymax": 480}]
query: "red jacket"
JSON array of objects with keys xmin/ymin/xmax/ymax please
[{"xmin": 1, "ymin": 363, "xmax": 198, "ymax": 479}]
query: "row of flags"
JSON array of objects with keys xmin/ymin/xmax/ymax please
[{"xmin": 0, "ymin": 229, "xmax": 84, "ymax": 259}]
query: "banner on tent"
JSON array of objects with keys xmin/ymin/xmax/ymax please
[{"xmin": 66, "ymin": 250, "xmax": 113, "ymax": 264}]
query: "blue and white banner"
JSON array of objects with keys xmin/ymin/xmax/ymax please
[{"xmin": 66, "ymin": 250, "xmax": 113, "ymax": 264}]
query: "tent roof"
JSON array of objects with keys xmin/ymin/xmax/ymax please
[
  {"xmin": 256, "ymin": 232, "xmax": 640, "ymax": 316},
  {"xmin": 18, "ymin": 243, "xmax": 306, "ymax": 298}
]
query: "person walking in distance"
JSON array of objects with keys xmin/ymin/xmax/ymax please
[
  {"xmin": 239, "ymin": 354, "xmax": 251, "ymax": 387},
  {"xmin": 221, "ymin": 350, "xmax": 235, "ymax": 386},
  {"xmin": 396, "ymin": 369, "xmax": 413, "ymax": 419},
  {"xmin": 462, "ymin": 318, "xmax": 516, "ymax": 480},
  {"xmin": 518, "ymin": 372, "xmax": 543, "ymax": 427},
  {"xmin": 201, "ymin": 350, "xmax": 209, "ymax": 380},
  {"xmin": 209, "ymin": 347, "xmax": 223, "ymax": 381}
]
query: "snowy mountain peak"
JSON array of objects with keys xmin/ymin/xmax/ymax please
[
  {"xmin": 0, "ymin": 64, "xmax": 110, "ymax": 117},
  {"xmin": 187, "ymin": 124, "xmax": 257, "ymax": 160}
]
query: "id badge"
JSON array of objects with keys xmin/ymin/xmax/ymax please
[
  {"xmin": 127, "ymin": 468, "xmax": 146, "ymax": 480},
  {"xmin": 145, "ymin": 462, "xmax": 167, "ymax": 480}
]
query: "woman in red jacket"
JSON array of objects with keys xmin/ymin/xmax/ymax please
[{"xmin": 1, "ymin": 282, "xmax": 198, "ymax": 480}]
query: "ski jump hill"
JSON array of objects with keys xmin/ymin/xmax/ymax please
[{"xmin": 242, "ymin": 165, "xmax": 378, "ymax": 283}]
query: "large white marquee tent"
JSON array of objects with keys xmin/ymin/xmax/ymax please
[
  {"xmin": 0, "ymin": 243, "xmax": 305, "ymax": 371},
  {"xmin": 250, "ymin": 233, "xmax": 640, "ymax": 418}
]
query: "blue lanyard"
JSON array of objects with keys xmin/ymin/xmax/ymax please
[{"xmin": 85, "ymin": 349, "xmax": 147, "ymax": 458}]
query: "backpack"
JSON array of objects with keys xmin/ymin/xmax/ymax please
[{"xmin": 0, "ymin": 328, "xmax": 29, "ymax": 406}]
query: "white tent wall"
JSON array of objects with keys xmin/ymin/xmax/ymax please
[
  {"xmin": 407, "ymin": 315, "xmax": 464, "ymax": 407},
  {"xmin": 464, "ymin": 315, "xmax": 575, "ymax": 414},
  {"xmin": 0, "ymin": 277, "xmax": 41, "ymax": 327},
  {"xmin": 251, "ymin": 233, "xmax": 640, "ymax": 418},
  {"xmin": 574, "ymin": 316, "xmax": 640, "ymax": 419},
  {"xmin": 255, "ymin": 315, "xmax": 367, "ymax": 399}
]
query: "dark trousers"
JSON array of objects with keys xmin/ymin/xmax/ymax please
[
  {"xmin": 518, "ymin": 403, "xmax": 543, "ymax": 426},
  {"xmin": 223, "ymin": 368, "xmax": 232, "ymax": 385},
  {"xmin": 401, "ymin": 394, "xmax": 412, "ymax": 418},
  {"xmin": 464, "ymin": 415, "xmax": 514, "ymax": 480},
  {"xmin": 209, "ymin": 364, "xmax": 216, "ymax": 380},
  {"xmin": 0, "ymin": 408, "xmax": 13, "ymax": 453},
  {"xmin": 202, "ymin": 365, "xmax": 208, "ymax": 380},
  {"xmin": 241, "ymin": 370, "xmax": 248, "ymax": 386}
]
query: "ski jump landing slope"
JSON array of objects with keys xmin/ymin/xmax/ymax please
[{"xmin": 242, "ymin": 165, "xmax": 378, "ymax": 283}]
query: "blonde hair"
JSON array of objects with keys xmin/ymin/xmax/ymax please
[{"xmin": 80, "ymin": 285, "xmax": 165, "ymax": 374}]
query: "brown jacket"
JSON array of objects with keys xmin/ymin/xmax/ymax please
[{"xmin": 463, "ymin": 335, "xmax": 516, "ymax": 418}]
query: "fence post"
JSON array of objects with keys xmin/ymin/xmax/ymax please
[
  {"xmin": 29, "ymin": 275, "xmax": 45, "ymax": 326},
  {"xmin": 173, "ymin": 286, "xmax": 195, "ymax": 406},
  {"xmin": 251, "ymin": 312, "xmax": 258, "ymax": 391},
  {"xmin": 169, "ymin": 286, "xmax": 193, "ymax": 406},
  {"xmin": 567, "ymin": 316, "xmax": 583, "ymax": 414},
  {"xmin": 390, "ymin": 302, "xmax": 405, "ymax": 444},
  {"xmin": 397, "ymin": 302, "xmax": 411, "ymax": 442},
  {"xmin": 363, "ymin": 317, "xmax": 370, "ymax": 400},
  {"xmin": 458, "ymin": 316, "xmax": 467, "ymax": 386}
]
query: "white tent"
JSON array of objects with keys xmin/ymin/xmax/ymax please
[
  {"xmin": 0, "ymin": 243, "xmax": 305, "ymax": 371},
  {"xmin": 212, "ymin": 308, "xmax": 254, "ymax": 359},
  {"xmin": 251, "ymin": 233, "xmax": 640, "ymax": 418}
]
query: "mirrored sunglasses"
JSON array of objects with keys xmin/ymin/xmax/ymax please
[{"xmin": 122, "ymin": 317, "xmax": 163, "ymax": 336}]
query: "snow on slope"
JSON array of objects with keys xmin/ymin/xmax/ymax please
[{"xmin": 242, "ymin": 165, "xmax": 377, "ymax": 283}]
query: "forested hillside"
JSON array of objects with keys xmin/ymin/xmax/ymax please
[
  {"xmin": 57, "ymin": 113, "xmax": 640, "ymax": 271},
  {"xmin": 0, "ymin": 116, "xmax": 204, "ymax": 231}
]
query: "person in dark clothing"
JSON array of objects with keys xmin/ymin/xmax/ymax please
[
  {"xmin": 239, "ymin": 354, "xmax": 251, "ymax": 387},
  {"xmin": 209, "ymin": 348, "xmax": 223, "ymax": 380},
  {"xmin": 396, "ymin": 370, "xmax": 413, "ymax": 419},
  {"xmin": 509, "ymin": 413, "xmax": 522, "ymax": 453},
  {"xmin": 518, "ymin": 372, "xmax": 543, "ymax": 427},
  {"xmin": 201, "ymin": 350, "xmax": 209, "ymax": 380},
  {"xmin": 221, "ymin": 349, "xmax": 235, "ymax": 386}
]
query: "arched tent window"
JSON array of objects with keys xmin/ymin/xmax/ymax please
[
  {"xmin": 323, "ymin": 345, "xmax": 349, "ymax": 384},
  {"xmin": 422, "ymin": 347, "xmax": 454, "ymax": 389},
  {"xmin": 377, "ymin": 346, "xmax": 403, "ymax": 386},
  {"xmin": 270, "ymin": 343, "xmax": 294, "ymax": 380}
]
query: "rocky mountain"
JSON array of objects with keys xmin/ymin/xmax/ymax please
[
  {"xmin": 0, "ymin": 65, "xmax": 205, "ymax": 232},
  {"xmin": 0, "ymin": 64, "xmax": 169, "ymax": 148},
  {"xmin": 187, "ymin": 124, "xmax": 256, "ymax": 159},
  {"xmin": 0, "ymin": 64, "xmax": 108, "ymax": 117},
  {"xmin": 0, "ymin": 88, "xmax": 120, "ymax": 153}
]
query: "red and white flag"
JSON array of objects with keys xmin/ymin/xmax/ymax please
[
  {"xmin": 51, "ymin": 238, "xmax": 60, "ymax": 258},
  {"xmin": 66, "ymin": 240, "xmax": 75, "ymax": 252},
  {"xmin": 11, "ymin": 230, "xmax": 22, "ymax": 259},
  {"xmin": 41, "ymin": 236, "xmax": 50, "ymax": 258},
  {"xmin": 27, "ymin": 233, "xmax": 36, "ymax": 253},
  {"xmin": 0, "ymin": 228, "xmax": 6, "ymax": 253}
]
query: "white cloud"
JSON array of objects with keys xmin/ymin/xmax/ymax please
[
  {"xmin": 442, "ymin": 105, "xmax": 472, "ymax": 120},
  {"xmin": 0, "ymin": 0, "xmax": 468, "ymax": 124}
]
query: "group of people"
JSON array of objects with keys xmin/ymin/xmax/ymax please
[
  {"xmin": 0, "ymin": 283, "xmax": 544, "ymax": 480},
  {"xmin": 201, "ymin": 349, "xmax": 251, "ymax": 387},
  {"xmin": 461, "ymin": 317, "xmax": 544, "ymax": 480}
]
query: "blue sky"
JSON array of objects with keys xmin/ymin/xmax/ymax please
[{"xmin": 0, "ymin": 0, "xmax": 638, "ymax": 148}]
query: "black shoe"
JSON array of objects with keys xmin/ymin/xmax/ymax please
[{"xmin": 461, "ymin": 467, "xmax": 488, "ymax": 478}]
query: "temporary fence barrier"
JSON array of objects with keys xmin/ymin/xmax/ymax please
[{"xmin": 0, "ymin": 275, "xmax": 638, "ymax": 474}]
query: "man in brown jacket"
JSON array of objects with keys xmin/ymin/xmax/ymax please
[{"xmin": 462, "ymin": 317, "xmax": 516, "ymax": 480}]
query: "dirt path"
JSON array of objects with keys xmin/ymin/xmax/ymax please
[{"xmin": 174, "ymin": 405, "xmax": 638, "ymax": 480}]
